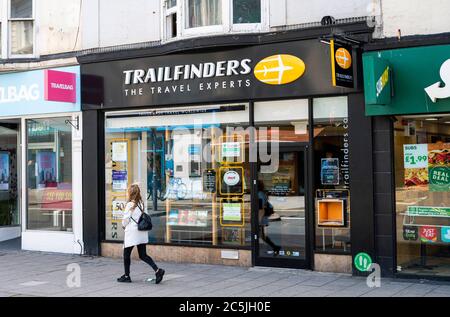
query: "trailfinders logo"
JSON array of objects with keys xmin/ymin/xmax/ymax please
[{"xmin": 122, "ymin": 54, "xmax": 305, "ymax": 97}]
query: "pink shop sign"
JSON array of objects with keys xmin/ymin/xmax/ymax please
[{"xmin": 44, "ymin": 70, "xmax": 77, "ymax": 103}]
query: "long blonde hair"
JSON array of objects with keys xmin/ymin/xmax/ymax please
[{"xmin": 127, "ymin": 183, "xmax": 144, "ymax": 211}]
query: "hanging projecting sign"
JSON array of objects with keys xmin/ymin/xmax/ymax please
[
  {"xmin": 330, "ymin": 39, "xmax": 354, "ymax": 89},
  {"xmin": 81, "ymin": 39, "xmax": 357, "ymax": 110}
]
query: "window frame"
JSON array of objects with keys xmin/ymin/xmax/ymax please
[
  {"xmin": 1, "ymin": 0, "xmax": 8, "ymax": 59},
  {"xmin": 230, "ymin": 0, "xmax": 267, "ymax": 33},
  {"xmin": 162, "ymin": 0, "xmax": 180, "ymax": 40},
  {"xmin": 8, "ymin": 0, "xmax": 35, "ymax": 59},
  {"xmin": 182, "ymin": 0, "xmax": 228, "ymax": 37},
  {"xmin": 161, "ymin": 0, "xmax": 268, "ymax": 42}
]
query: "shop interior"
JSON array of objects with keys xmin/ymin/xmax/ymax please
[
  {"xmin": 0, "ymin": 120, "xmax": 20, "ymax": 230},
  {"xmin": 104, "ymin": 97, "xmax": 351, "ymax": 267},
  {"xmin": 105, "ymin": 104, "xmax": 252, "ymax": 248},
  {"xmin": 394, "ymin": 114, "xmax": 450, "ymax": 277}
]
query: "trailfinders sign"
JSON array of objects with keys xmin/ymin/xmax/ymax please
[{"xmin": 81, "ymin": 39, "xmax": 356, "ymax": 110}]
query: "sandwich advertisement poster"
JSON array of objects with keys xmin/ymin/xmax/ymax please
[{"xmin": 403, "ymin": 143, "xmax": 450, "ymax": 192}]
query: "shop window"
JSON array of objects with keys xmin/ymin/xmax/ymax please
[
  {"xmin": 0, "ymin": 123, "xmax": 19, "ymax": 227},
  {"xmin": 104, "ymin": 104, "xmax": 251, "ymax": 249},
  {"xmin": 162, "ymin": 0, "xmax": 266, "ymax": 40},
  {"xmin": 313, "ymin": 97, "xmax": 351, "ymax": 253},
  {"xmin": 9, "ymin": 0, "xmax": 34, "ymax": 56},
  {"xmin": 26, "ymin": 118, "xmax": 73, "ymax": 231},
  {"xmin": 233, "ymin": 0, "xmax": 261, "ymax": 24},
  {"xmin": 186, "ymin": 0, "xmax": 222, "ymax": 29},
  {"xmin": 394, "ymin": 115, "xmax": 450, "ymax": 278}
]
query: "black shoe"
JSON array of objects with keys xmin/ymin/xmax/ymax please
[
  {"xmin": 117, "ymin": 275, "xmax": 132, "ymax": 283},
  {"xmin": 155, "ymin": 269, "xmax": 165, "ymax": 285}
]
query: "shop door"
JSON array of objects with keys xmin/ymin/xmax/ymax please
[
  {"xmin": 0, "ymin": 121, "xmax": 21, "ymax": 242},
  {"xmin": 254, "ymin": 145, "xmax": 310, "ymax": 269}
]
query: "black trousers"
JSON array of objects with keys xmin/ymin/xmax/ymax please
[{"xmin": 124, "ymin": 244, "xmax": 158, "ymax": 276}]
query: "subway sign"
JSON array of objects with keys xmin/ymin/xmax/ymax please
[{"xmin": 81, "ymin": 39, "xmax": 357, "ymax": 110}]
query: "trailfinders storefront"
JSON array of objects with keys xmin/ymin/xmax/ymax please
[
  {"xmin": 364, "ymin": 43, "xmax": 450, "ymax": 279},
  {"xmin": 0, "ymin": 66, "xmax": 83, "ymax": 254},
  {"xmin": 81, "ymin": 37, "xmax": 373, "ymax": 274}
]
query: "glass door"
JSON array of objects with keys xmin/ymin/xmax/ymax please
[
  {"xmin": 255, "ymin": 144, "xmax": 310, "ymax": 269},
  {"xmin": 0, "ymin": 122, "xmax": 20, "ymax": 230}
]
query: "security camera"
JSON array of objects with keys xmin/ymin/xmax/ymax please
[{"xmin": 321, "ymin": 16, "xmax": 336, "ymax": 26}]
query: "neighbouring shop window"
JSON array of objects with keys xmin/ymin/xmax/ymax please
[
  {"xmin": 9, "ymin": 0, "xmax": 34, "ymax": 56},
  {"xmin": 105, "ymin": 104, "xmax": 251, "ymax": 249},
  {"xmin": 313, "ymin": 97, "xmax": 351, "ymax": 253},
  {"xmin": 187, "ymin": 0, "xmax": 222, "ymax": 28},
  {"xmin": 394, "ymin": 115, "xmax": 450, "ymax": 277},
  {"xmin": 0, "ymin": 123, "xmax": 19, "ymax": 227},
  {"xmin": 26, "ymin": 118, "xmax": 73, "ymax": 231},
  {"xmin": 233, "ymin": 0, "xmax": 261, "ymax": 24},
  {"xmin": 254, "ymin": 99, "xmax": 309, "ymax": 260}
]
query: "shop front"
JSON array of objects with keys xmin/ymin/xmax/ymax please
[
  {"xmin": 0, "ymin": 66, "xmax": 83, "ymax": 254},
  {"xmin": 81, "ymin": 38, "xmax": 371, "ymax": 273},
  {"xmin": 364, "ymin": 43, "xmax": 450, "ymax": 279}
]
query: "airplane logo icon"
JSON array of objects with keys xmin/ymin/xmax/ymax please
[{"xmin": 254, "ymin": 54, "xmax": 306, "ymax": 85}]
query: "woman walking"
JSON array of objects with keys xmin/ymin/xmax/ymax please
[{"xmin": 117, "ymin": 183, "xmax": 165, "ymax": 284}]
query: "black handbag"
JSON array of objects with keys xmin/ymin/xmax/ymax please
[{"xmin": 131, "ymin": 205, "xmax": 153, "ymax": 231}]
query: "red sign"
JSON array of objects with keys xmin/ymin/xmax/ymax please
[
  {"xmin": 41, "ymin": 189, "xmax": 72, "ymax": 210},
  {"xmin": 44, "ymin": 70, "xmax": 77, "ymax": 103},
  {"xmin": 420, "ymin": 226, "xmax": 438, "ymax": 243}
]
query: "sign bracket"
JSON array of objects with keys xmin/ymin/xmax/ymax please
[{"xmin": 65, "ymin": 116, "xmax": 80, "ymax": 130}]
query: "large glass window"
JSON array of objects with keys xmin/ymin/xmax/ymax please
[
  {"xmin": 187, "ymin": 0, "xmax": 222, "ymax": 28},
  {"xmin": 0, "ymin": 122, "xmax": 19, "ymax": 227},
  {"xmin": 233, "ymin": 0, "xmax": 261, "ymax": 24},
  {"xmin": 395, "ymin": 115, "xmax": 450, "ymax": 277},
  {"xmin": 313, "ymin": 97, "xmax": 351, "ymax": 253},
  {"xmin": 27, "ymin": 118, "xmax": 73, "ymax": 231},
  {"xmin": 105, "ymin": 104, "xmax": 251, "ymax": 248},
  {"xmin": 9, "ymin": 0, "xmax": 34, "ymax": 56}
]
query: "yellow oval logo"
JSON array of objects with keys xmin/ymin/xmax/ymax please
[
  {"xmin": 254, "ymin": 54, "xmax": 306, "ymax": 85},
  {"xmin": 335, "ymin": 48, "xmax": 352, "ymax": 69}
]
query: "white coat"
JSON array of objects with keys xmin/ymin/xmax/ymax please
[{"xmin": 122, "ymin": 202, "xmax": 149, "ymax": 249}]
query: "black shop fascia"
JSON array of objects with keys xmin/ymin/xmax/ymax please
[
  {"xmin": 79, "ymin": 36, "xmax": 374, "ymax": 276},
  {"xmin": 82, "ymin": 39, "xmax": 359, "ymax": 109}
]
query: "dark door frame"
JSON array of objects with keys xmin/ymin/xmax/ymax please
[{"xmin": 252, "ymin": 141, "xmax": 312, "ymax": 269}]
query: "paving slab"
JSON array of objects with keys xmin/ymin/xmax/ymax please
[{"xmin": 0, "ymin": 250, "xmax": 448, "ymax": 297}]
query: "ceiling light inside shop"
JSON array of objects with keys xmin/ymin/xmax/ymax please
[
  {"xmin": 292, "ymin": 121, "xmax": 308, "ymax": 135},
  {"xmin": 425, "ymin": 118, "xmax": 439, "ymax": 121}
]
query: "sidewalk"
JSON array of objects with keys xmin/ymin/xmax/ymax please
[{"xmin": 0, "ymin": 249, "xmax": 449, "ymax": 297}]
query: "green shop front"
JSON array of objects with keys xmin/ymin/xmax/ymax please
[{"xmin": 364, "ymin": 43, "xmax": 450, "ymax": 279}]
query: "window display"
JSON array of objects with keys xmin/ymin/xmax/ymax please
[
  {"xmin": 395, "ymin": 115, "xmax": 450, "ymax": 277},
  {"xmin": 0, "ymin": 124, "xmax": 19, "ymax": 227},
  {"xmin": 27, "ymin": 118, "xmax": 73, "ymax": 231},
  {"xmin": 313, "ymin": 97, "xmax": 351, "ymax": 253},
  {"xmin": 105, "ymin": 104, "xmax": 251, "ymax": 248}
]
